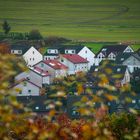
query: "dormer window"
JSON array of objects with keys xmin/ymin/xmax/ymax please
[
  {"xmin": 132, "ymin": 100, "xmax": 136, "ymax": 104},
  {"xmin": 117, "ymin": 68, "xmax": 121, "ymax": 72},
  {"xmin": 95, "ymin": 68, "xmax": 98, "ymax": 71},
  {"xmin": 35, "ymin": 106, "xmax": 39, "ymax": 110}
]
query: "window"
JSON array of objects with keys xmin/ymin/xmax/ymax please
[
  {"xmin": 85, "ymin": 50, "xmax": 87, "ymax": 53},
  {"xmin": 30, "ymin": 58, "xmax": 31, "ymax": 61},
  {"xmin": 61, "ymin": 59, "xmax": 64, "ymax": 62},
  {"xmin": 95, "ymin": 68, "xmax": 98, "ymax": 72},
  {"xmin": 18, "ymin": 50, "xmax": 22, "ymax": 54},
  {"xmin": 41, "ymin": 63, "xmax": 44, "ymax": 67},
  {"xmin": 72, "ymin": 50, "xmax": 75, "ymax": 54},
  {"xmin": 28, "ymin": 90, "xmax": 31, "ymax": 93},
  {"xmin": 33, "ymin": 51, "xmax": 34, "ymax": 54},
  {"xmin": 132, "ymin": 100, "xmax": 136, "ymax": 104},
  {"xmin": 117, "ymin": 68, "xmax": 121, "ymax": 72},
  {"xmin": 23, "ymin": 82, "xmax": 27, "ymax": 86},
  {"xmin": 11, "ymin": 50, "xmax": 14, "ymax": 53},
  {"xmin": 65, "ymin": 50, "xmax": 68, "ymax": 54},
  {"xmin": 35, "ymin": 106, "xmax": 39, "ymax": 110},
  {"xmin": 33, "ymin": 58, "xmax": 34, "ymax": 61},
  {"xmin": 108, "ymin": 102, "xmax": 111, "ymax": 106}
]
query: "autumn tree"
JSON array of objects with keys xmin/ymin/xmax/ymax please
[
  {"xmin": 2, "ymin": 20, "xmax": 11, "ymax": 34},
  {"xmin": 0, "ymin": 43, "xmax": 10, "ymax": 54}
]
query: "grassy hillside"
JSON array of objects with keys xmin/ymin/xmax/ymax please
[{"xmin": 0, "ymin": 0, "xmax": 140, "ymax": 42}]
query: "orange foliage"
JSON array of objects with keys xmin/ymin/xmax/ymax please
[{"xmin": 0, "ymin": 43, "xmax": 10, "ymax": 54}]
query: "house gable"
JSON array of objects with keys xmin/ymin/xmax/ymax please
[
  {"xmin": 123, "ymin": 46, "xmax": 134, "ymax": 53},
  {"xmin": 78, "ymin": 46, "xmax": 95, "ymax": 69},
  {"xmin": 23, "ymin": 46, "xmax": 43, "ymax": 67}
]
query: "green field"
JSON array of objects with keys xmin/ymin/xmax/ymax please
[{"xmin": 0, "ymin": 0, "xmax": 140, "ymax": 42}]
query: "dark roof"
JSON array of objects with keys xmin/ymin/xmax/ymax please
[
  {"xmin": 16, "ymin": 95, "xmax": 66, "ymax": 113},
  {"xmin": 89, "ymin": 62, "xmax": 128, "ymax": 84},
  {"xmin": 96, "ymin": 44, "xmax": 129, "ymax": 57},
  {"xmin": 116, "ymin": 53, "xmax": 133, "ymax": 64},
  {"xmin": 116, "ymin": 52, "xmax": 140, "ymax": 64},
  {"xmin": 17, "ymin": 96, "xmax": 49, "ymax": 112},
  {"xmin": 60, "ymin": 45, "xmax": 84, "ymax": 54},
  {"xmin": 45, "ymin": 44, "xmax": 85, "ymax": 55},
  {"xmin": 11, "ymin": 44, "xmax": 30, "ymax": 54},
  {"xmin": 67, "ymin": 93, "xmax": 140, "ymax": 118}
]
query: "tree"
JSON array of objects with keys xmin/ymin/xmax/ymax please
[
  {"xmin": 2, "ymin": 20, "xmax": 11, "ymax": 34},
  {"xmin": 28, "ymin": 29, "xmax": 42, "ymax": 40},
  {"xmin": 0, "ymin": 43, "xmax": 10, "ymax": 54}
]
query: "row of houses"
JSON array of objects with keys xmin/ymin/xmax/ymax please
[{"xmin": 11, "ymin": 44, "xmax": 140, "ymax": 96}]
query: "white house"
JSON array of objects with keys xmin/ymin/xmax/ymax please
[
  {"xmin": 13, "ymin": 79, "xmax": 41, "ymax": 96},
  {"xmin": 29, "ymin": 67, "xmax": 51, "ymax": 87},
  {"xmin": 15, "ymin": 67, "xmax": 51, "ymax": 88},
  {"xmin": 34, "ymin": 59, "xmax": 68, "ymax": 82},
  {"xmin": 116, "ymin": 52, "xmax": 140, "ymax": 73},
  {"xmin": 44, "ymin": 45, "xmax": 95, "ymax": 69},
  {"xmin": 77, "ymin": 46, "xmax": 95, "ymax": 69},
  {"xmin": 58, "ymin": 54, "xmax": 89, "ymax": 75},
  {"xmin": 23, "ymin": 46, "xmax": 43, "ymax": 67},
  {"xmin": 95, "ymin": 45, "xmax": 134, "ymax": 66}
]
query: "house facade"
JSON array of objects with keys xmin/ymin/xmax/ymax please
[
  {"xmin": 35, "ymin": 60, "xmax": 68, "ymax": 82},
  {"xmin": 44, "ymin": 45, "xmax": 95, "ymax": 69},
  {"xmin": 23, "ymin": 46, "xmax": 43, "ymax": 67},
  {"xmin": 77, "ymin": 46, "xmax": 95, "ymax": 69},
  {"xmin": 58, "ymin": 54, "xmax": 88, "ymax": 75},
  {"xmin": 122, "ymin": 54, "xmax": 140, "ymax": 73},
  {"xmin": 13, "ymin": 79, "xmax": 41, "ymax": 96},
  {"xmin": 95, "ymin": 45, "xmax": 134, "ymax": 66},
  {"xmin": 116, "ymin": 52, "xmax": 140, "ymax": 73}
]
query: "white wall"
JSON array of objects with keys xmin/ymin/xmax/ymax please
[
  {"xmin": 15, "ymin": 71, "xmax": 30, "ymax": 81},
  {"xmin": 44, "ymin": 55, "xmax": 58, "ymax": 60},
  {"xmin": 23, "ymin": 46, "xmax": 43, "ymax": 67},
  {"xmin": 58, "ymin": 56, "xmax": 88, "ymax": 75},
  {"xmin": 123, "ymin": 56, "xmax": 140, "ymax": 73},
  {"xmin": 78, "ymin": 46, "xmax": 95, "ymax": 69},
  {"xmin": 14, "ymin": 81, "xmax": 40, "ymax": 96}
]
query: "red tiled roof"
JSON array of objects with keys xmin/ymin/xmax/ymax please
[
  {"xmin": 43, "ymin": 60, "xmax": 68, "ymax": 70},
  {"xmin": 34, "ymin": 66, "xmax": 50, "ymax": 76},
  {"xmin": 61, "ymin": 54, "xmax": 88, "ymax": 64}
]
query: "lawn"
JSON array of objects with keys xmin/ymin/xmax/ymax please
[{"xmin": 0, "ymin": 0, "xmax": 140, "ymax": 42}]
